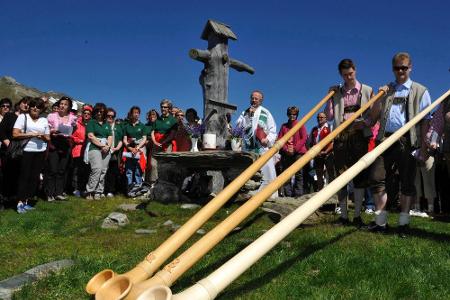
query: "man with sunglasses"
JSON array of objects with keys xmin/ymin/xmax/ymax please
[
  {"xmin": 325, "ymin": 59, "xmax": 373, "ymax": 227},
  {"xmin": 367, "ymin": 52, "xmax": 432, "ymax": 237}
]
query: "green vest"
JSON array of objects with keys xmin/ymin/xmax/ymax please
[{"xmin": 376, "ymin": 81, "xmax": 427, "ymax": 148}]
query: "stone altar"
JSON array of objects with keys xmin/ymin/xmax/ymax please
[{"xmin": 151, "ymin": 150, "xmax": 258, "ymax": 203}]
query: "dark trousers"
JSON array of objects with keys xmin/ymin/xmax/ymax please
[
  {"xmin": 72, "ymin": 157, "xmax": 90, "ymax": 192},
  {"xmin": 314, "ymin": 153, "xmax": 336, "ymax": 191},
  {"xmin": 17, "ymin": 151, "xmax": 45, "ymax": 201},
  {"xmin": 281, "ymin": 153, "xmax": 304, "ymax": 197},
  {"xmin": 45, "ymin": 150, "xmax": 70, "ymax": 197},
  {"xmin": 370, "ymin": 136, "xmax": 417, "ymax": 197},
  {"xmin": 1, "ymin": 155, "xmax": 20, "ymax": 200},
  {"xmin": 105, "ymin": 155, "xmax": 122, "ymax": 194}
]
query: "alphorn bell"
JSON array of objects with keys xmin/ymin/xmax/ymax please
[
  {"xmin": 96, "ymin": 90, "xmax": 386, "ymax": 300},
  {"xmin": 138, "ymin": 89, "xmax": 450, "ymax": 300},
  {"xmin": 86, "ymin": 91, "xmax": 335, "ymax": 295}
]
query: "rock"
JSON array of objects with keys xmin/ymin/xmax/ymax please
[
  {"xmin": 101, "ymin": 212, "xmax": 129, "ymax": 229},
  {"xmin": 207, "ymin": 170, "xmax": 224, "ymax": 194},
  {"xmin": 163, "ymin": 220, "xmax": 174, "ymax": 226},
  {"xmin": 0, "ymin": 259, "xmax": 74, "ymax": 300},
  {"xmin": 261, "ymin": 192, "xmax": 338, "ymax": 224},
  {"xmin": 196, "ymin": 229, "xmax": 206, "ymax": 235},
  {"xmin": 180, "ymin": 203, "xmax": 201, "ymax": 210},
  {"xmin": 151, "ymin": 180, "xmax": 180, "ymax": 203},
  {"xmin": 118, "ymin": 203, "xmax": 139, "ymax": 211},
  {"xmin": 243, "ymin": 179, "xmax": 260, "ymax": 191},
  {"xmin": 135, "ymin": 229, "xmax": 157, "ymax": 234},
  {"xmin": 251, "ymin": 171, "xmax": 263, "ymax": 182}
]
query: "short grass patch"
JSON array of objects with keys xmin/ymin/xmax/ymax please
[{"xmin": 1, "ymin": 197, "xmax": 449, "ymax": 299}]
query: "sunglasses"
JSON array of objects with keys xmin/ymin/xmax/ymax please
[
  {"xmin": 393, "ymin": 65, "xmax": 409, "ymax": 71},
  {"xmin": 161, "ymin": 106, "xmax": 169, "ymax": 109},
  {"xmin": 107, "ymin": 115, "xmax": 115, "ymax": 118},
  {"xmin": 29, "ymin": 105, "xmax": 41, "ymax": 110}
]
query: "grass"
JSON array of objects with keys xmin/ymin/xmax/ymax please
[{"xmin": 0, "ymin": 196, "xmax": 449, "ymax": 299}]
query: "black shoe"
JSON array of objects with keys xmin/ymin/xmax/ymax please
[
  {"xmin": 367, "ymin": 221, "xmax": 388, "ymax": 233},
  {"xmin": 352, "ymin": 216, "xmax": 365, "ymax": 228},
  {"xmin": 397, "ymin": 225, "xmax": 410, "ymax": 238},
  {"xmin": 333, "ymin": 217, "xmax": 350, "ymax": 226}
]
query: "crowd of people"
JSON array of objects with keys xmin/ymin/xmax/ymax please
[{"xmin": 0, "ymin": 52, "xmax": 449, "ymax": 238}]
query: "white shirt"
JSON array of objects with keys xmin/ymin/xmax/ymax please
[{"xmin": 13, "ymin": 114, "xmax": 50, "ymax": 152}]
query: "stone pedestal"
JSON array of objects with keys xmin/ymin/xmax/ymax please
[{"xmin": 152, "ymin": 150, "xmax": 258, "ymax": 203}]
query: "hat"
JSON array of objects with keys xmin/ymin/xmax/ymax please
[{"xmin": 82, "ymin": 105, "xmax": 93, "ymax": 112}]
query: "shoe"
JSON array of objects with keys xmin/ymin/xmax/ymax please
[
  {"xmin": 100, "ymin": 194, "xmax": 106, "ymax": 198},
  {"xmin": 409, "ymin": 209, "xmax": 429, "ymax": 218},
  {"xmin": 55, "ymin": 195, "xmax": 68, "ymax": 201},
  {"xmin": 94, "ymin": 194, "xmax": 101, "ymax": 200},
  {"xmin": 106, "ymin": 193, "xmax": 114, "ymax": 198},
  {"xmin": 365, "ymin": 208, "xmax": 375, "ymax": 215},
  {"xmin": 397, "ymin": 225, "xmax": 410, "ymax": 238},
  {"xmin": 352, "ymin": 216, "xmax": 365, "ymax": 228},
  {"xmin": 73, "ymin": 190, "xmax": 81, "ymax": 197},
  {"xmin": 47, "ymin": 196, "xmax": 56, "ymax": 202},
  {"xmin": 333, "ymin": 217, "xmax": 350, "ymax": 226},
  {"xmin": 17, "ymin": 202, "xmax": 26, "ymax": 214},
  {"xmin": 23, "ymin": 202, "xmax": 35, "ymax": 210},
  {"xmin": 85, "ymin": 194, "xmax": 94, "ymax": 200},
  {"xmin": 367, "ymin": 221, "xmax": 388, "ymax": 233}
]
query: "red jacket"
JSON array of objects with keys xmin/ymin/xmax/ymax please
[
  {"xmin": 71, "ymin": 117, "xmax": 87, "ymax": 158},
  {"xmin": 310, "ymin": 124, "xmax": 331, "ymax": 147},
  {"xmin": 277, "ymin": 120, "xmax": 308, "ymax": 155}
]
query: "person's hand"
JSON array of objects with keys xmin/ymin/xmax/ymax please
[
  {"xmin": 429, "ymin": 142, "xmax": 438, "ymax": 150},
  {"xmin": 260, "ymin": 137, "xmax": 269, "ymax": 147},
  {"xmin": 131, "ymin": 147, "xmax": 138, "ymax": 155},
  {"xmin": 3, "ymin": 139, "xmax": 10, "ymax": 147},
  {"xmin": 328, "ymin": 85, "xmax": 340, "ymax": 94},
  {"xmin": 378, "ymin": 85, "xmax": 390, "ymax": 94},
  {"xmin": 101, "ymin": 145, "xmax": 110, "ymax": 154}
]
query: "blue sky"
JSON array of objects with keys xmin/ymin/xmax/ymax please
[{"xmin": 1, "ymin": 0, "xmax": 449, "ymax": 130}]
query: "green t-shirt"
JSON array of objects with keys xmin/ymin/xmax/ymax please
[
  {"xmin": 86, "ymin": 119, "xmax": 112, "ymax": 151},
  {"xmin": 154, "ymin": 115, "xmax": 177, "ymax": 134},
  {"xmin": 122, "ymin": 121, "xmax": 147, "ymax": 140}
]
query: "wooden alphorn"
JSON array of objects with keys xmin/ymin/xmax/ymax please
[
  {"xmin": 136, "ymin": 89, "xmax": 450, "ymax": 300},
  {"xmin": 96, "ymin": 90, "xmax": 386, "ymax": 300},
  {"xmin": 86, "ymin": 91, "xmax": 335, "ymax": 296}
]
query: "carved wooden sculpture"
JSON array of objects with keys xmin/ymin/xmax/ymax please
[{"xmin": 190, "ymin": 20, "xmax": 254, "ymax": 148}]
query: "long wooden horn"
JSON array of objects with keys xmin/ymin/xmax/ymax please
[
  {"xmin": 95, "ymin": 90, "xmax": 386, "ymax": 300},
  {"xmin": 137, "ymin": 89, "xmax": 450, "ymax": 300},
  {"xmin": 85, "ymin": 91, "xmax": 334, "ymax": 295}
]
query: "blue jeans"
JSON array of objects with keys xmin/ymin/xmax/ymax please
[{"xmin": 125, "ymin": 158, "xmax": 143, "ymax": 186}]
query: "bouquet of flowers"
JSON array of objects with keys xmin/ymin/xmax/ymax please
[
  {"xmin": 185, "ymin": 123, "xmax": 204, "ymax": 139},
  {"xmin": 231, "ymin": 124, "xmax": 245, "ymax": 140}
]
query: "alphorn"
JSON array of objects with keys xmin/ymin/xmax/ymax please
[
  {"xmin": 95, "ymin": 90, "xmax": 385, "ymax": 299},
  {"xmin": 138, "ymin": 89, "xmax": 450, "ymax": 300},
  {"xmin": 86, "ymin": 91, "xmax": 335, "ymax": 295}
]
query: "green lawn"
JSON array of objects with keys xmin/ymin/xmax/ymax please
[{"xmin": 0, "ymin": 196, "xmax": 449, "ymax": 299}]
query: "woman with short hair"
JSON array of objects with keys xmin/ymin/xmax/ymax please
[
  {"xmin": 12, "ymin": 98, "xmax": 50, "ymax": 212},
  {"xmin": 85, "ymin": 103, "xmax": 112, "ymax": 200}
]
